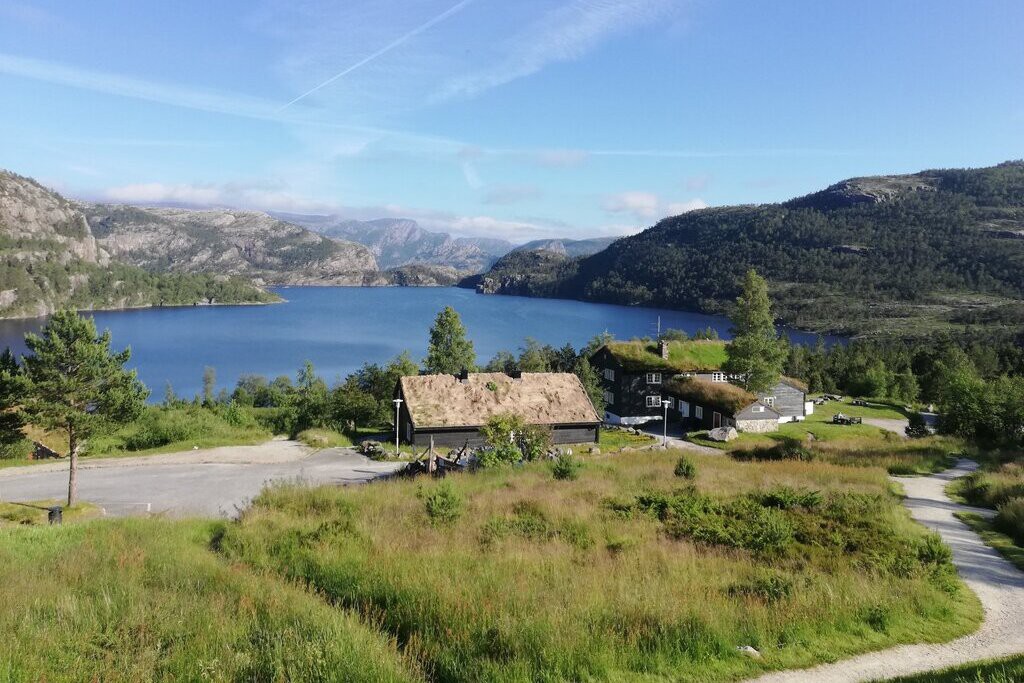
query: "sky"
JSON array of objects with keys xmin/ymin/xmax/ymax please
[{"xmin": 1, "ymin": 0, "xmax": 1022, "ymax": 243}]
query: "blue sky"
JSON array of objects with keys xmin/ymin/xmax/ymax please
[{"xmin": 1, "ymin": 0, "xmax": 1021, "ymax": 242}]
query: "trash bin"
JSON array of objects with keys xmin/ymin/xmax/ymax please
[{"xmin": 48, "ymin": 506, "xmax": 62, "ymax": 525}]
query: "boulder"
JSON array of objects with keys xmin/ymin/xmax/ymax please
[
  {"xmin": 736, "ymin": 645, "xmax": 761, "ymax": 659},
  {"xmin": 589, "ymin": 447, "xmax": 601, "ymax": 455},
  {"xmin": 707, "ymin": 426, "xmax": 738, "ymax": 442}
]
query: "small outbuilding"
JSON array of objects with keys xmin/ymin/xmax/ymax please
[{"xmin": 395, "ymin": 371, "xmax": 601, "ymax": 447}]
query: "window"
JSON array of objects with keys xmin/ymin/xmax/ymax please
[
  {"xmin": 713, "ymin": 412, "xmax": 722, "ymax": 428},
  {"xmin": 679, "ymin": 400, "xmax": 690, "ymax": 417},
  {"xmin": 764, "ymin": 396, "xmax": 776, "ymax": 407},
  {"xmin": 603, "ymin": 390, "xmax": 615, "ymax": 405},
  {"xmin": 695, "ymin": 406, "xmax": 703, "ymax": 420},
  {"xmin": 753, "ymin": 405, "xmax": 764, "ymax": 413},
  {"xmin": 646, "ymin": 395, "xmax": 662, "ymax": 408},
  {"xmin": 603, "ymin": 368, "xmax": 615, "ymax": 381},
  {"xmin": 711, "ymin": 372, "xmax": 726, "ymax": 383},
  {"xmin": 646, "ymin": 372, "xmax": 662, "ymax": 384}
]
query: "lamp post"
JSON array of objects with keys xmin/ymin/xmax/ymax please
[
  {"xmin": 662, "ymin": 399, "xmax": 671, "ymax": 448},
  {"xmin": 393, "ymin": 398, "xmax": 403, "ymax": 455}
]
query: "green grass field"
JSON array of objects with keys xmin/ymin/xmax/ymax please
[
  {"xmin": 217, "ymin": 450, "xmax": 980, "ymax": 682},
  {"xmin": 884, "ymin": 654, "xmax": 1024, "ymax": 682},
  {"xmin": 0, "ymin": 519, "xmax": 416, "ymax": 683}
]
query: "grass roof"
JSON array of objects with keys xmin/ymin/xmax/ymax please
[
  {"xmin": 602, "ymin": 340, "xmax": 728, "ymax": 373},
  {"xmin": 663, "ymin": 376, "xmax": 759, "ymax": 415},
  {"xmin": 399, "ymin": 372, "xmax": 601, "ymax": 429}
]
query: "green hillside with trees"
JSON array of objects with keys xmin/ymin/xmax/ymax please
[{"xmin": 468, "ymin": 161, "xmax": 1024, "ymax": 337}]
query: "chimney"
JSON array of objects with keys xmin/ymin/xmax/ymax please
[{"xmin": 659, "ymin": 340, "xmax": 670, "ymax": 359}]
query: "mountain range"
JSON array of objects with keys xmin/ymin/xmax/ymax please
[
  {"xmin": 0, "ymin": 170, "xmax": 279, "ymax": 318},
  {"xmin": 274, "ymin": 214, "xmax": 512, "ymax": 273},
  {"xmin": 468, "ymin": 161, "xmax": 1024, "ymax": 338}
]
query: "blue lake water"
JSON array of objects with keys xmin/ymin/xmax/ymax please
[{"xmin": 0, "ymin": 287, "xmax": 834, "ymax": 399}]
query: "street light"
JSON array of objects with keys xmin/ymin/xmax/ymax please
[
  {"xmin": 661, "ymin": 399, "xmax": 671, "ymax": 448},
  {"xmin": 393, "ymin": 398, "xmax": 403, "ymax": 455}
]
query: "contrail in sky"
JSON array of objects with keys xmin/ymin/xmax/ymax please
[{"xmin": 277, "ymin": 0, "xmax": 478, "ymax": 112}]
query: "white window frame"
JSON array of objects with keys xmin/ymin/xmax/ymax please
[
  {"xmin": 711, "ymin": 371, "xmax": 726, "ymax": 383},
  {"xmin": 679, "ymin": 400, "xmax": 690, "ymax": 418},
  {"xmin": 646, "ymin": 395, "xmax": 662, "ymax": 408},
  {"xmin": 603, "ymin": 368, "xmax": 615, "ymax": 381},
  {"xmin": 645, "ymin": 372, "xmax": 662, "ymax": 384},
  {"xmin": 753, "ymin": 405, "xmax": 765, "ymax": 413},
  {"xmin": 764, "ymin": 396, "xmax": 776, "ymax": 407},
  {"xmin": 695, "ymin": 405, "xmax": 703, "ymax": 420}
]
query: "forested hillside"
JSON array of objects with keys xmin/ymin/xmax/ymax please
[
  {"xmin": 469, "ymin": 161, "xmax": 1024, "ymax": 337},
  {"xmin": 0, "ymin": 171, "xmax": 276, "ymax": 318}
]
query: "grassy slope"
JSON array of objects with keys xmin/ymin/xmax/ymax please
[
  {"xmin": 0, "ymin": 519, "xmax": 418, "ymax": 683},
  {"xmin": 219, "ymin": 451, "xmax": 980, "ymax": 682}
]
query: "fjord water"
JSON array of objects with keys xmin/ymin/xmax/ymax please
[{"xmin": 0, "ymin": 287, "xmax": 831, "ymax": 398}]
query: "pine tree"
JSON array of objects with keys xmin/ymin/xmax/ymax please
[
  {"xmin": 723, "ymin": 269, "xmax": 787, "ymax": 393},
  {"xmin": 18, "ymin": 311, "xmax": 148, "ymax": 505},
  {"xmin": 424, "ymin": 306, "xmax": 476, "ymax": 374}
]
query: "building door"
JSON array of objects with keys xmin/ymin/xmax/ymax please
[{"xmin": 713, "ymin": 412, "xmax": 722, "ymax": 428}]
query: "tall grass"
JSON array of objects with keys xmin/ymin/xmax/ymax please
[
  {"xmin": 951, "ymin": 463, "xmax": 1024, "ymax": 509},
  {"xmin": 219, "ymin": 451, "xmax": 980, "ymax": 682},
  {"xmin": 0, "ymin": 519, "xmax": 417, "ymax": 682}
]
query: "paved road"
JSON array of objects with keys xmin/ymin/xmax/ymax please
[
  {"xmin": 748, "ymin": 459, "xmax": 1024, "ymax": 682},
  {"xmin": 0, "ymin": 447, "xmax": 405, "ymax": 518}
]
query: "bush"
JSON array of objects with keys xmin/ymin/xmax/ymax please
[
  {"xmin": 755, "ymin": 487, "xmax": 822, "ymax": 511},
  {"xmin": 674, "ymin": 455, "xmax": 696, "ymax": 479},
  {"xmin": 995, "ymin": 498, "xmax": 1024, "ymax": 546},
  {"xmin": 917, "ymin": 532, "xmax": 953, "ymax": 565},
  {"xmin": 551, "ymin": 452, "xmax": 583, "ymax": 481},
  {"xmin": 862, "ymin": 604, "xmax": 891, "ymax": 632},
  {"xmin": 728, "ymin": 571, "xmax": 794, "ymax": 603},
  {"xmin": 905, "ymin": 412, "xmax": 930, "ymax": 438},
  {"xmin": 423, "ymin": 481, "xmax": 463, "ymax": 526}
]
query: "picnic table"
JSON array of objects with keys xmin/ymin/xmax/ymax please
[{"xmin": 832, "ymin": 413, "xmax": 863, "ymax": 426}]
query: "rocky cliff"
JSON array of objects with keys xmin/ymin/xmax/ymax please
[
  {"xmin": 84, "ymin": 205, "xmax": 379, "ymax": 285},
  {"xmin": 0, "ymin": 171, "xmax": 276, "ymax": 319}
]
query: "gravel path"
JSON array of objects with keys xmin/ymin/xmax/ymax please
[
  {"xmin": 748, "ymin": 459, "xmax": 1024, "ymax": 682},
  {"xmin": 0, "ymin": 446, "xmax": 404, "ymax": 517},
  {"xmin": 863, "ymin": 417, "xmax": 910, "ymax": 436},
  {"xmin": 0, "ymin": 439, "xmax": 314, "ymax": 479}
]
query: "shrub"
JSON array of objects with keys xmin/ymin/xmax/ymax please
[
  {"xmin": 728, "ymin": 572, "xmax": 794, "ymax": 603},
  {"xmin": 862, "ymin": 604, "xmax": 891, "ymax": 632},
  {"xmin": 905, "ymin": 412, "xmax": 930, "ymax": 438},
  {"xmin": 674, "ymin": 455, "xmax": 696, "ymax": 479},
  {"xmin": 755, "ymin": 487, "xmax": 822, "ymax": 511},
  {"xmin": 560, "ymin": 519, "xmax": 595, "ymax": 550},
  {"xmin": 424, "ymin": 481, "xmax": 463, "ymax": 526},
  {"xmin": 995, "ymin": 498, "xmax": 1024, "ymax": 546},
  {"xmin": 551, "ymin": 452, "xmax": 583, "ymax": 481},
  {"xmin": 917, "ymin": 532, "xmax": 953, "ymax": 566}
]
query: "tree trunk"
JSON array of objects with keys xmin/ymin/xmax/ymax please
[{"xmin": 67, "ymin": 430, "xmax": 79, "ymax": 507}]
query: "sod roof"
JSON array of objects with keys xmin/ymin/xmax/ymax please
[
  {"xmin": 663, "ymin": 376, "xmax": 761, "ymax": 415},
  {"xmin": 600, "ymin": 340, "xmax": 728, "ymax": 373},
  {"xmin": 399, "ymin": 372, "xmax": 602, "ymax": 429}
]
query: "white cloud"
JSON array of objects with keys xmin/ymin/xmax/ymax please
[
  {"xmin": 602, "ymin": 191, "xmax": 661, "ymax": 219},
  {"xmin": 666, "ymin": 198, "xmax": 708, "ymax": 214},
  {"xmin": 433, "ymin": 0, "xmax": 675, "ymax": 101},
  {"xmin": 101, "ymin": 181, "xmax": 338, "ymax": 214},
  {"xmin": 603, "ymin": 191, "xmax": 708, "ymax": 222}
]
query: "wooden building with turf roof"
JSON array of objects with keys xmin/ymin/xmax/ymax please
[
  {"xmin": 590, "ymin": 339, "xmax": 810, "ymax": 430},
  {"xmin": 395, "ymin": 371, "xmax": 601, "ymax": 448}
]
